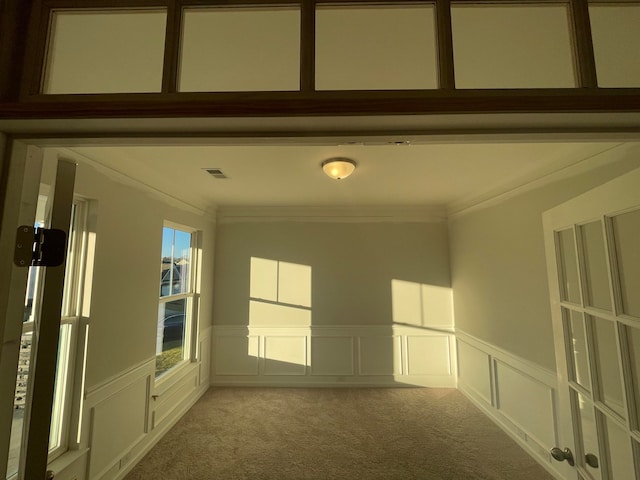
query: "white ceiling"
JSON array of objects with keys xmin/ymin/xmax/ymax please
[{"xmin": 54, "ymin": 141, "xmax": 626, "ymax": 215}]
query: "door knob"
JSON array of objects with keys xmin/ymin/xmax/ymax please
[
  {"xmin": 45, "ymin": 470, "xmax": 55, "ymax": 480},
  {"xmin": 551, "ymin": 447, "xmax": 575, "ymax": 466},
  {"xmin": 585, "ymin": 453, "xmax": 599, "ymax": 468}
]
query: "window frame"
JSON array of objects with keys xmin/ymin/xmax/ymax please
[{"xmin": 155, "ymin": 221, "xmax": 200, "ymax": 382}]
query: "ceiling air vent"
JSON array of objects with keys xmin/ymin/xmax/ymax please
[{"xmin": 203, "ymin": 168, "xmax": 228, "ymax": 179}]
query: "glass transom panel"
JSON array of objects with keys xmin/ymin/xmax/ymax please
[
  {"xmin": 179, "ymin": 7, "xmax": 301, "ymax": 92},
  {"xmin": 590, "ymin": 5, "xmax": 640, "ymax": 88},
  {"xmin": 451, "ymin": 4, "xmax": 575, "ymax": 89},
  {"xmin": 315, "ymin": 5, "xmax": 438, "ymax": 90},
  {"xmin": 43, "ymin": 10, "xmax": 167, "ymax": 94}
]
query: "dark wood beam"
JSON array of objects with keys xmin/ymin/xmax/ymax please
[
  {"xmin": 3, "ymin": 89, "xmax": 640, "ymax": 118},
  {"xmin": 0, "ymin": 0, "xmax": 34, "ymax": 101}
]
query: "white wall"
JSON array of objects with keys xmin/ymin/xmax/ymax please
[
  {"xmin": 40, "ymin": 150, "xmax": 216, "ymax": 480},
  {"xmin": 449, "ymin": 144, "xmax": 640, "ymax": 371},
  {"xmin": 212, "ymin": 219, "xmax": 456, "ymax": 387}
]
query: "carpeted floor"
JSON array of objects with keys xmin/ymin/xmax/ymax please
[{"xmin": 125, "ymin": 388, "xmax": 556, "ymax": 480}]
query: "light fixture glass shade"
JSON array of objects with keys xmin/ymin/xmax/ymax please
[{"xmin": 321, "ymin": 157, "xmax": 356, "ymax": 180}]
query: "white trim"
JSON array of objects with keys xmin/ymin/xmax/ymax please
[
  {"xmin": 216, "ymin": 206, "xmax": 447, "ymax": 224},
  {"xmin": 456, "ymin": 330, "xmax": 557, "ymax": 387},
  {"xmin": 85, "ymin": 357, "xmax": 155, "ymax": 401},
  {"xmin": 455, "ymin": 330, "xmax": 565, "ymax": 480},
  {"xmin": 447, "ymin": 142, "xmax": 635, "ymax": 219}
]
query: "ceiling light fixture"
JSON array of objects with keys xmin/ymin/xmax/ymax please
[{"xmin": 321, "ymin": 157, "xmax": 356, "ymax": 180}]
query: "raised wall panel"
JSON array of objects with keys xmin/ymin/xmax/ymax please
[
  {"xmin": 179, "ymin": 7, "xmax": 300, "ymax": 92},
  {"xmin": 457, "ymin": 340, "xmax": 492, "ymax": 404},
  {"xmin": 310, "ymin": 336, "xmax": 353, "ymax": 375},
  {"xmin": 43, "ymin": 10, "xmax": 166, "ymax": 94},
  {"xmin": 89, "ymin": 374, "xmax": 149, "ymax": 478},
  {"xmin": 214, "ymin": 336, "xmax": 259, "ymax": 375},
  {"xmin": 495, "ymin": 361, "xmax": 555, "ymax": 446},
  {"xmin": 590, "ymin": 5, "xmax": 640, "ymax": 88},
  {"xmin": 264, "ymin": 336, "xmax": 307, "ymax": 375},
  {"xmin": 315, "ymin": 5, "xmax": 438, "ymax": 90},
  {"xmin": 451, "ymin": 5, "xmax": 575, "ymax": 89},
  {"xmin": 358, "ymin": 336, "xmax": 402, "ymax": 375},
  {"xmin": 406, "ymin": 336, "xmax": 451, "ymax": 376}
]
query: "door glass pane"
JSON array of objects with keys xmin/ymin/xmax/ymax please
[
  {"xmin": 451, "ymin": 5, "xmax": 575, "ymax": 88},
  {"xmin": 156, "ymin": 298, "xmax": 187, "ymax": 377},
  {"xmin": 576, "ymin": 392, "xmax": 603, "ymax": 480},
  {"xmin": 589, "ymin": 5, "xmax": 640, "ymax": 87},
  {"xmin": 566, "ymin": 308, "xmax": 592, "ymax": 391},
  {"xmin": 627, "ymin": 324, "xmax": 640, "ymax": 431},
  {"xmin": 315, "ymin": 5, "xmax": 438, "ymax": 90},
  {"xmin": 592, "ymin": 316, "xmax": 625, "ymax": 418},
  {"xmin": 611, "ymin": 209, "xmax": 640, "ymax": 318},
  {"xmin": 43, "ymin": 10, "xmax": 167, "ymax": 94},
  {"xmin": 557, "ymin": 228, "xmax": 581, "ymax": 304},
  {"xmin": 579, "ymin": 221, "xmax": 612, "ymax": 311},
  {"xmin": 179, "ymin": 7, "xmax": 300, "ymax": 92},
  {"xmin": 604, "ymin": 417, "xmax": 635, "ymax": 480}
]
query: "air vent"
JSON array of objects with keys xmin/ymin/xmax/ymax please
[{"xmin": 203, "ymin": 168, "xmax": 228, "ymax": 179}]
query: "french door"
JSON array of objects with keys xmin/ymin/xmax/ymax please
[
  {"xmin": 544, "ymin": 167, "xmax": 640, "ymax": 480},
  {"xmin": 0, "ymin": 141, "xmax": 77, "ymax": 479}
]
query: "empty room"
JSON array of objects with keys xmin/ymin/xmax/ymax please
[{"xmin": 1, "ymin": 1, "xmax": 640, "ymax": 480}]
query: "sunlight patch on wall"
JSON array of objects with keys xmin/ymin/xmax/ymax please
[{"xmin": 391, "ymin": 280, "xmax": 454, "ymax": 329}]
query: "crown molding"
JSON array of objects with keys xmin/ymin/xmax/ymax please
[
  {"xmin": 57, "ymin": 147, "xmax": 217, "ymax": 220},
  {"xmin": 447, "ymin": 142, "xmax": 638, "ymax": 220},
  {"xmin": 216, "ymin": 206, "xmax": 447, "ymax": 224}
]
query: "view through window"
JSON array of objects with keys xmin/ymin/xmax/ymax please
[{"xmin": 156, "ymin": 225, "xmax": 194, "ymax": 378}]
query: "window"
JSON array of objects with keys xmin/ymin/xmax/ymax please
[{"xmin": 156, "ymin": 224, "xmax": 197, "ymax": 378}]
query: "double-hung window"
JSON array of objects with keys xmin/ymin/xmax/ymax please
[{"xmin": 156, "ymin": 224, "xmax": 197, "ymax": 378}]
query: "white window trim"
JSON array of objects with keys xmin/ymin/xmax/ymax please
[{"xmin": 155, "ymin": 223, "xmax": 200, "ymax": 384}]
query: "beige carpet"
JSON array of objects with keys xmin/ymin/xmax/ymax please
[{"xmin": 125, "ymin": 388, "xmax": 555, "ymax": 480}]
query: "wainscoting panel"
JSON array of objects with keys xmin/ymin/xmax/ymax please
[
  {"xmin": 456, "ymin": 330, "xmax": 562, "ymax": 479},
  {"xmin": 214, "ymin": 335, "xmax": 259, "ymax": 375},
  {"xmin": 456, "ymin": 339, "xmax": 492, "ymax": 405},
  {"xmin": 310, "ymin": 336, "xmax": 354, "ymax": 376},
  {"xmin": 263, "ymin": 335, "xmax": 307, "ymax": 375},
  {"xmin": 358, "ymin": 336, "xmax": 402, "ymax": 375},
  {"xmin": 86, "ymin": 363, "xmax": 151, "ymax": 480},
  {"xmin": 406, "ymin": 335, "xmax": 451, "ymax": 376},
  {"xmin": 495, "ymin": 360, "xmax": 555, "ymax": 447},
  {"xmin": 211, "ymin": 325, "xmax": 456, "ymax": 387}
]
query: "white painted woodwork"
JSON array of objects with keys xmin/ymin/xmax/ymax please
[
  {"xmin": 590, "ymin": 5, "xmax": 640, "ymax": 88},
  {"xmin": 543, "ymin": 166, "xmax": 640, "ymax": 479},
  {"xmin": 315, "ymin": 5, "xmax": 437, "ymax": 90},
  {"xmin": 211, "ymin": 325, "xmax": 456, "ymax": 387},
  {"xmin": 456, "ymin": 340, "xmax": 492, "ymax": 405},
  {"xmin": 310, "ymin": 336, "xmax": 354, "ymax": 376},
  {"xmin": 451, "ymin": 5, "xmax": 575, "ymax": 89},
  {"xmin": 358, "ymin": 336, "xmax": 402, "ymax": 376},
  {"xmin": 263, "ymin": 336, "xmax": 307, "ymax": 375},
  {"xmin": 44, "ymin": 10, "xmax": 167, "ymax": 94},
  {"xmin": 456, "ymin": 331, "xmax": 562, "ymax": 479},
  {"xmin": 406, "ymin": 336, "xmax": 451, "ymax": 376},
  {"xmin": 214, "ymin": 336, "xmax": 259, "ymax": 375},
  {"xmin": 179, "ymin": 7, "xmax": 300, "ymax": 92}
]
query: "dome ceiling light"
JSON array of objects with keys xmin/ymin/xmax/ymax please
[{"xmin": 321, "ymin": 157, "xmax": 357, "ymax": 180}]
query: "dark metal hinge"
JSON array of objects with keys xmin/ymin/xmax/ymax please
[{"xmin": 14, "ymin": 226, "xmax": 67, "ymax": 267}]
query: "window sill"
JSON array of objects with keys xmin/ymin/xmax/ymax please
[
  {"xmin": 47, "ymin": 447, "xmax": 90, "ymax": 477},
  {"xmin": 153, "ymin": 358, "xmax": 198, "ymax": 396}
]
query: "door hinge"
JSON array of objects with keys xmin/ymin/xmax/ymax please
[{"xmin": 14, "ymin": 226, "xmax": 67, "ymax": 267}]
